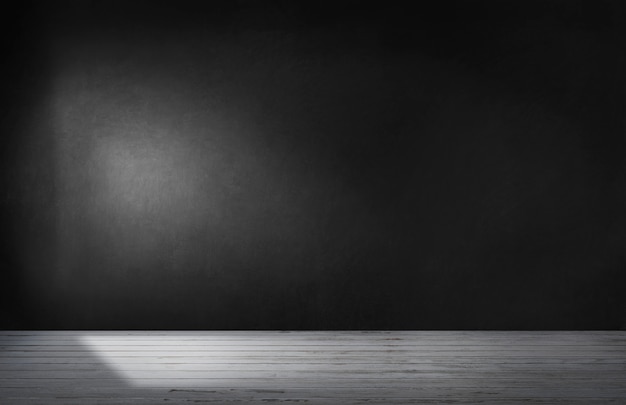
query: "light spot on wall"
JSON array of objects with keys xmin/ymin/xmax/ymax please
[
  {"xmin": 48, "ymin": 41, "xmax": 220, "ymax": 282},
  {"xmin": 93, "ymin": 135, "xmax": 204, "ymax": 231}
]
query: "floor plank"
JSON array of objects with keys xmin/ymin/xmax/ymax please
[{"xmin": 1, "ymin": 331, "xmax": 625, "ymax": 404}]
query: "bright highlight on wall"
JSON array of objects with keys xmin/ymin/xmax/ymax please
[
  {"xmin": 92, "ymin": 135, "xmax": 204, "ymax": 229},
  {"xmin": 48, "ymin": 41, "xmax": 228, "ymax": 281}
]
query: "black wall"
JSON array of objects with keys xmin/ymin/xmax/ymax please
[{"xmin": 1, "ymin": 0, "xmax": 624, "ymax": 330}]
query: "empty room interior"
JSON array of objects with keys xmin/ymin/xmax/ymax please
[{"xmin": 1, "ymin": 0, "xmax": 625, "ymax": 403}]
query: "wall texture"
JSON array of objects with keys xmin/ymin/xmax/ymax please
[{"xmin": 1, "ymin": 0, "xmax": 624, "ymax": 329}]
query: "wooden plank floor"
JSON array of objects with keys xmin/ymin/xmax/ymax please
[{"xmin": 1, "ymin": 331, "xmax": 625, "ymax": 404}]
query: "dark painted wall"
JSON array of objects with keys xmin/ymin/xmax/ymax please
[{"xmin": 1, "ymin": 0, "xmax": 624, "ymax": 329}]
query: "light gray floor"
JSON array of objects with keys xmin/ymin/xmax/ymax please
[{"xmin": 1, "ymin": 331, "xmax": 625, "ymax": 404}]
